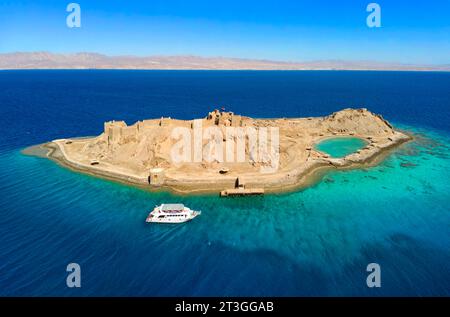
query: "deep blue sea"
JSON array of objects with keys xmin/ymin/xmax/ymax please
[{"xmin": 0, "ymin": 70, "xmax": 449, "ymax": 296}]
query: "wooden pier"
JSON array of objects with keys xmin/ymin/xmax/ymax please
[
  {"xmin": 220, "ymin": 187, "xmax": 265, "ymax": 197},
  {"xmin": 219, "ymin": 177, "xmax": 264, "ymax": 197}
]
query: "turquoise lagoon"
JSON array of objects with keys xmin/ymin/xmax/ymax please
[
  {"xmin": 1, "ymin": 125, "xmax": 449, "ymax": 296},
  {"xmin": 315, "ymin": 137, "xmax": 368, "ymax": 158},
  {"xmin": 0, "ymin": 70, "xmax": 449, "ymax": 296}
]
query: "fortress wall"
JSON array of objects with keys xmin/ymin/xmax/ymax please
[
  {"xmin": 231, "ymin": 115, "xmax": 242, "ymax": 127},
  {"xmin": 104, "ymin": 120, "xmax": 126, "ymax": 132},
  {"xmin": 148, "ymin": 168, "xmax": 165, "ymax": 185},
  {"xmin": 108, "ymin": 126, "xmax": 122, "ymax": 144},
  {"xmin": 104, "ymin": 120, "xmax": 127, "ymax": 145},
  {"xmin": 165, "ymin": 119, "xmax": 190, "ymax": 127},
  {"xmin": 137, "ymin": 119, "xmax": 159, "ymax": 131},
  {"xmin": 121, "ymin": 126, "xmax": 138, "ymax": 140},
  {"xmin": 159, "ymin": 117, "xmax": 172, "ymax": 126}
]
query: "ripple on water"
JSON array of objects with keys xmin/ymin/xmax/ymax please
[{"xmin": 0, "ymin": 128, "xmax": 450, "ymax": 295}]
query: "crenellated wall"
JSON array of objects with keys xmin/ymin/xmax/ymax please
[{"xmin": 104, "ymin": 120, "xmax": 126, "ymax": 145}]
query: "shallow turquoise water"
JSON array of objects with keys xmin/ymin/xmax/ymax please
[
  {"xmin": 0, "ymin": 125, "xmax": 449, "ymax": 296},
  {"xmin": 316, "ymin": 137, "xmax": 368, "ymax": 158},
  {"xmin": 0, "ymin": 70, "xmax": 449, "ymax": 296}
]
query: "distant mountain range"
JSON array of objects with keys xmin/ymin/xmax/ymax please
[{"xmin": 1, "ymin": 52, "xmax": 449, "ymax": 71}]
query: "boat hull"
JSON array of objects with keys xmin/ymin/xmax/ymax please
[{"xmin": 146, "ymin": 211, "xmax": 201, "ymax": 223}]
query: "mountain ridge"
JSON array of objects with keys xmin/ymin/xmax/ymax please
[{"xmin": 1, "ymin": 52, "xmax": 448, "ymax": 71}]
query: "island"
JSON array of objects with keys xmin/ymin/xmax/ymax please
[{"xmin": 24, "ymin": 108, "xmax": 412, "ymax": 195}]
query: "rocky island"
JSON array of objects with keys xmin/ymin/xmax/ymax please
[{"xmin": 25, "ymin": 108, "xmax": 411, "ymax": 195}]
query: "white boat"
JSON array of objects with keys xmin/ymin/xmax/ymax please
[{"xmin": 146, "ymin": 204, "xmax": 201, "ymax": 223}]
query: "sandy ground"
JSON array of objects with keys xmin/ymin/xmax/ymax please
[{"xmin": 23, "ymin": 108, "xmax": 412, "ymax": 195}]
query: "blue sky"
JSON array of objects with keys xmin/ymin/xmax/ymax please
[{"xmin": 0, "ymin": 0, "xmax": 449, "ymax": 64}]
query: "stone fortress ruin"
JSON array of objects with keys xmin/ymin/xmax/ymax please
[{"xmin": 45, "ymin": 108, "xmax": 411, "ymax": 194}]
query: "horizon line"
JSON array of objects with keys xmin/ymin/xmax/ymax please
[{"xmin": 1, "ymin": 51, "xmax": 449, "ymax": 71}]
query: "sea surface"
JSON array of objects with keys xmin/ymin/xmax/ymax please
[{"xmin": 0, "ymin": 70, "xmax": 449, "ymax": 296}]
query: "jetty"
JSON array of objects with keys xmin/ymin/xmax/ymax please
[
  {"xmin": 220, "ymin": 187, "xmax": 265, "ymax": 197},
  {"xmin": 220, "ymin": 177, "xmax": 264, "ymax": 197}
]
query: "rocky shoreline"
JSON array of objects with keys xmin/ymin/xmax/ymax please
[{"xmin": 23, "ymin": 109, "xmax": 413, "ymax": 195}]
